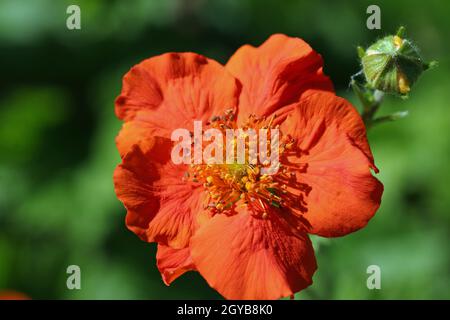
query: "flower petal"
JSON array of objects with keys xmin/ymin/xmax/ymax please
[
  {"xmin": 280, "ymin": 91, "xmax": 383, "ymax": 237},
  {"xmin": 115, "ymin": 118, "xmax": 160, "ymax": 158},
  {"xmin": 190, "ymin": 210, "xmax": 317, "ymax": 300},
  {"xmin": 226, "ymin": 34, "xmax": 333, "ymax": 122},
  {"xmin": 114, "ymin": 144, "xmax": 206, "ymax": 248},
  {"xmin": 156, "ymin": 244, "xmax": 196, "ymax": 285},
  {"xmin": 115, "ymin": 52, "xmax": 241, "ymax": 137},
  {"xmin": 0, "ymin": 291, "xmax": 29, "ymax": 300}
]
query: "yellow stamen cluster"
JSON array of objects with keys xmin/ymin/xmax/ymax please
[{"xmin": 185, "ymin": 110, "xmax": 300, "ymax": 218}]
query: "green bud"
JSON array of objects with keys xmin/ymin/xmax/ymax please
[{"xmin": 360, "ymin": 27, "xmax": 435, "ymax": 96}]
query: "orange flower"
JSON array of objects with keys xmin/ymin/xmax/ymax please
[
  {"xmin": 0, "ymin": 291, "xmax": 29, "ymax": 300},
  {"xmin": 113, "ymin": 34, "xmax": 383, "ymax": 299}
]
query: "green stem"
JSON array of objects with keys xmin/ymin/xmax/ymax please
[
  {"xmin": 351, "ymin": 80, "xmax": 384, "ymax": 129},
  {"xmin": 362, "ymin": 90, "xmax": 384, "ymax": 128}
]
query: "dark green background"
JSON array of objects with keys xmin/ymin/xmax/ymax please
[{"xmin": 0, "ymin": 0, "xmax": 449, "ymax": 299}]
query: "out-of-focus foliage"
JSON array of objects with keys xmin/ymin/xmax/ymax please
[{"xmin": 0, "ymin": 0, "xmax": 448, "ymax": 299}]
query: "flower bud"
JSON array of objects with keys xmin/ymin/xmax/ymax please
[{"xmin": 360, "ymin": 27, "xmax": 436, "ymax": 96}]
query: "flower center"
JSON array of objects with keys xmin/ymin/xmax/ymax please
[{"xmin": 185, "ymin": 110, "xmax": 298, "ymax": 218}]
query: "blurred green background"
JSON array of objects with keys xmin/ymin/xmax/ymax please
[{"xmin": 0, "ymin": 0, "xmax": 449, "ymax": 299}]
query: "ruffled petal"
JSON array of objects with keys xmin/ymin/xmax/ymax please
[
  {"xmin": 280, "ymin": 91, "xmax": 383, "ymax": 237},
  {"xmin": 114, "ymin": 144, "xmax": 206, "ymax": 248},
  {"xmin": 115, "ymin": 52, "xmax": 241, "ymax": 137},
  {"xmin": 115, "ymin": 117, "xmax": 160, "ymax": 158},
  {"xmin": 156, "ymin": 244, "xmax": 196, "ymax": 285},
  {"xmin": 226, "ymin": 34, "xmax": 333, "ymax": 122},
  {"xmin": 190, "ymin": 210, "xmax": 316, "ymax": 300}
]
